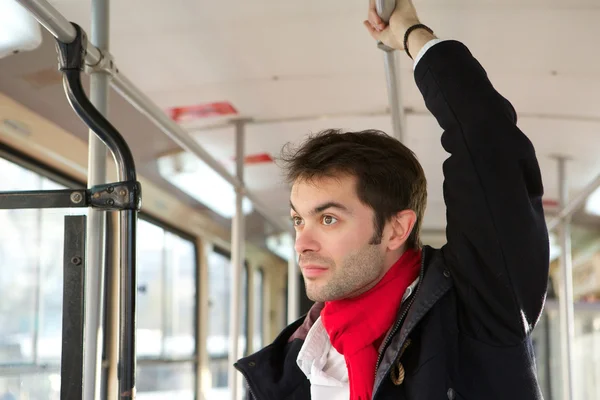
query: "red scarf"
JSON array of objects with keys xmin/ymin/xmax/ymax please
[{"xmin": 321, "ymin": 249, "xmax": 421, "ymax": 400}]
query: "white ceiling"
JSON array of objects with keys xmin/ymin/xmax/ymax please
[{"xmin": 2, "ymin": 0, "xmax": 600, "ymax": 245}]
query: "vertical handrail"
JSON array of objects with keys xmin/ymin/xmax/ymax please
[
  {"xmin": 55, "ymin": 23, "xmax": 140, "ymax": 399},
  {"xmin": 229, "ymin": 120, "xmax": 246, "ymax": 400},
  {"xmin": 83, "ymin": 0, "xmax": 110, "ymax": 397},
  {"xmin": 556, "ymin": 156, "xmax": 575, "ymax": 400},
  {"xmin": 376, "ymin": 0, "xmax": 396, "ymax": 21},
  {"xmin": 375, "ymin": 0, "xmax": 404, "ymax": 141},
  {"xmin": 287, "ymin": 240, "xmax": 299, "ymax": 324}
]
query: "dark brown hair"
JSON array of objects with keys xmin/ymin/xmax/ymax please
[{"xmin": 280, "ymin": 129, "xmax": 427, "ymax": 249}]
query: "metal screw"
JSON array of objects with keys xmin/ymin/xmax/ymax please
[
  {"xmin": 107, "ymin": 199, "xmax": 115, "ymax": 206},
  {"xmin": 119, "ymin": 190, "xmax": 127, "ymax": 196},
  {"xmin": 107, "ymin": 186, "xmax": 114, "ymax": 193},
  {"xmin": 93, "ymin": 193, "xmax": 100, "ymax": 199},
  {"xmin": 70, "ymin": 192, "xmax": 83, "ymax": 204},
  {"xmin": 71, "ymin": 256, "xmax": 82, "ymax": 265}
]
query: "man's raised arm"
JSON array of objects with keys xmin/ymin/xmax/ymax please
[{"xmin": 366, "ymin": 0, "xmax": 550, "ymax": 345}]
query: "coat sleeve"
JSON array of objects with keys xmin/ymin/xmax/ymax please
[{"xmin": 414, "ymin": 40, "xmax": 550, "ymax": 344}]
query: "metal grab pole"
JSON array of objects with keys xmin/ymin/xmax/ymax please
[
  {"xmin": 376, "ymin": 0, "xmax": 404, "ymax": 141},
  {"xmin": 287, "ymin": 239, "xmax": 299, "ymax": 324},
  {"xmin": 119, "ymin": 209, "xmax": 137, "ymax": 400},
  {"xmin": 83, "ymin": 0, "xmax": 110, "ymax": 398},
  {"xmin": 55, "ymin": 24, "xmax": 140, "ymax": 399},
  {"xmin": 557, "ymin": 157, "xmax": 575, "ymax": 400},
  {"xmin": 382, "ymin": 52, "xmax": 404, "ymax": 141},
  {"xmin": 228, "ymin": 120, "xmax": 246, "ymax": 400}
]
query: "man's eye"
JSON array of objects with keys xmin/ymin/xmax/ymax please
[
  {"xmin": 292, "ymin": 216, "xmax": 303, "ymax": 226},
  {"xmin": 322, "ymin": 215, "xmax": 338, "ymax": 226}
]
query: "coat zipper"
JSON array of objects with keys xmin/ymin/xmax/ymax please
[
  {"xmin": 373, "ymin": 248, "xmax": 426, "ymax": 387},
  {"xmin": 234, "ymin": 364, "xmax": 260, "ymax": 400}
]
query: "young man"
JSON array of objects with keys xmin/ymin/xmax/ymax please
[{"xmin": 235, "ymin": 1, "xmax": 550, "ymax": 399}]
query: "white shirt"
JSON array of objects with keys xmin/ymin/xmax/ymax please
[
  {"xmin": 297, "ymin": 277, "xmax": 420, "ymax": 400},
  {"xmin": 297, "ymin": 316, "xmax": 350, "ymax": 400}
]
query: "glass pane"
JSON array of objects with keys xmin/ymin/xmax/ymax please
[
  {"xmin": 572, "ymin": 309, "xmax": 600, "ymax": 400},
  {"xmin": 0, "ymin": 157, "xmax": 41, "ymax": 190},
  {"xmin": 0, "ymin": 208, "xmax": 39, "ymax": 365},
  {"xmin": 253, "ymin": 269, "xmax": 264, "ymax": 351},
  {"xmin": 207, "ymin": 250, "xmax": 248, "ymax": 392},
  {"xmin": 206, "ymin": 357, "xmax": 229, "ymax": 400},
  {"xmin": 0, "ymin": 160, "xmax": 43, "ymax": 365},
  {"xmin": 136, "ymin": 220, "xmax": 165, "ymax": 358},
  {"xmin": 163, "ymin": 232, "xmax": 196, "ymax": 358},
  {"xmin": 137, "ymin": 363, "xmax": 194, "ymax": 400},
  {"xmin": 207, "ymin": 251, "xmax": 230, "ymax": 364},
  {"xmin": 37, "ymin": 209, "xmax": 66, "ymax": 364},
  {"xmin": 0, "ymin": 371, "xmax": 61, "ymax": 400},
  {"xmin": 533, "ymin": 304, "xmax": 600, "ymax": 400},
  {"xmin": 0, "ymin": 160, "xmax": 77, "ymax": 368},
  {"xmin": 38, "ymin": 177, "xmax": 69, "ymax": 365},
  {"xmin": 0, "ymin": 156, "xmax": 87, "ymax": 398}
]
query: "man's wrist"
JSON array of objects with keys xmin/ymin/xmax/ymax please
[
  {"xmin": 394, "ymin": 19, "xmax": 421, "ymax": 43},
  {"xmin": 404, "ymin": 27, "xmax": 437, "ymax": 60}
]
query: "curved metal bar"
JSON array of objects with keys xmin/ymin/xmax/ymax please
[
  {"xmin": 56, "ymin": 24, "xmax": 136, "ymax": 182},
  {"xmin": 55, "ymin": 22, "xmax": 138, "ymax": 399},
  {"xmin": 62, "ymin": 70, "xmax": 136, "ymax": 182}
]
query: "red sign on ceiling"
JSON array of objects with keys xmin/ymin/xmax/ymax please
[
  {"xmin": 232, "ymin": 153, "xmax": 274, "ymax": 165},
  {"xmin": 168, "ymin": 102, "xmax": 238, "ymax": 122},
  {"xmin": 542, "ymin": 198, "xmax": 559, "ymax": 208}
]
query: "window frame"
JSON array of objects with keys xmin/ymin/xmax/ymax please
[{"xmin": 0, "ymin": 144, "xmax": 200, "ymax": 399}]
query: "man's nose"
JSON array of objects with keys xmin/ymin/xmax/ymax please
[{"xmin": 294, "ymin": 227, "xmax": 320, "ymax": 254}]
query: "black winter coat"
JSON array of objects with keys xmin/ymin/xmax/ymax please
[{"xmin": 235, "ymin": 40, "xmax": 550, "ymax": 400}]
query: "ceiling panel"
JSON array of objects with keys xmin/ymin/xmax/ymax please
[
  {"xmin": 1, "ymin": 0, "xmax": 599, "ymax": 244},
  {"xmin": 45, "ymin": 1, "xmax": 600, "ymax": 119}
]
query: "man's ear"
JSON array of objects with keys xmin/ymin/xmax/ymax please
[{"xmin": 386, "ymin": 210, "xmax": 417, "ymax": 251}]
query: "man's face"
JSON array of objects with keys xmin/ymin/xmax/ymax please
[{"xmin": 290, "ymin": 174, "xmax": 388, "ymax": 302}]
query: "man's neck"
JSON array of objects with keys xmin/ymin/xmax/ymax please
[
  {"xmin": 334, "ymin": 248, "xmax": 407, "ymax": 300},
  {"xmin": 383, "ymin": 247, "xmax": 407, "ymax": 274}
]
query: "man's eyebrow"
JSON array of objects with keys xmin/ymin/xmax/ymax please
[{"xmin": 290, "ymin": 201, "xmax": 352, "ymax": 216}]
